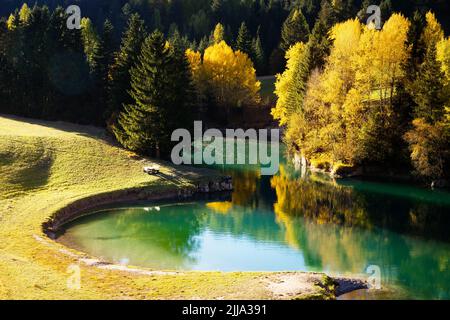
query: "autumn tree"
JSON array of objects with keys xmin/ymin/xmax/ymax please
[
  {"xmin": 187, "ymin": 41, "xmax": 260, "ymax": 123},
  {"xmin": 437, "ymin": 37, "xmax": 450, "ymax": 81},
  {"xmin": 81, "ymin": 18, "xmax": 100, "ymax": 69},
  {"xmin": 404, "ymin": 12, "xmax": 450, "ymax": 181},
  {"xmin": 276, "ymin": 15, "xmax": 413, "ymax": 169},
  {"xmin": 410, "ymin": 12, "xmax": 447, "ymax": 123},
  {"xmin": 405, "ymin": 119, "xmax": 450, "ymax": 180},
  {"xmin": 212, "ymin": 23, "xmax": 225, "ymax": 44}
]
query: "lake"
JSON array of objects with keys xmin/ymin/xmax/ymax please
[{"xmin": 58, "ymin": 145, "xmax": 450, "ymax": 300}]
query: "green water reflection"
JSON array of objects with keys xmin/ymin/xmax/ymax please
[{"xmin": 59, "ymin": 152, "xmax": 450, "ymax": 300}]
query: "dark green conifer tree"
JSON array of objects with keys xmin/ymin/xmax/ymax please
[
  {"xmin": 280, "ymin": 7, "xmax": 310, "ymax": 51},
  {"xmin": 307, "ymin": 19, "xmax": 331, "ymax": 71},
  {"xmin": 108, "ymin": 13, "xmax": 147, "ymax": 121},
  {"xmin": 236, "ymin": 22, "xmax": 253, "ymax": 59},
  {"xmin": 252, "ymin": 28, "xmax": 266, "ymax": 75},
  {"xmin": 89, "ymin": 19, "xmax": 115, "ymax": 124},
  {"xmin": 198, "ymin": 35, "xmax": 209, "ymax": 53},
  {"xmin": 113, "ymin": 31, "xmax": 194, "ymax": 158},
  {"xmin": 412, "ymin": 45, "xmax": 447, "ymax": 123}
]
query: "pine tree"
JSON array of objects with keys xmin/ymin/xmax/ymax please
[
  {"xmin": 47, "ymin": 6, "xmax": 89, "ymax": 122},
  {"xmin": 286, "ymin": 44, "xmax": 311, "ymax": 115},
  {"xmin": 380, "ymin": 0, "xmax": 393, "ymax": 22},
  {"xmin": 307, "ymin": 19, "xmax": 331, "ymax": 71},
  {"xmin": 113, "ymin": 31, "xmax": 194, "ymax": 157},
  {"xmin": 412, "ymin": 45, "xmax": 447, "ymax": 123},
  {"xmin": 409, "ymin": 12, "xmax": 447, "ymax": 124},
  {"xmin": 405, "ymin": 11, "xmax": 426, "ymax": 81},
  {"xmin": 89, "ymin": 19, "xmax": 115, "ymax": 124},
  {"xmin": 252, "ymin": 28, "xmax": 266, "ymax": 75},
  {"xmin": 100, "ymin": 19, "xmax": 115, "ymax": 73},
  {"xmin": 17, "ymin": 5, "xmax": 53, "ymax": 118},
  {"xmin": 108, "ymin": 13, "xmax": 147, "ymax": 120},
  {"xmin": 275, "ymin": 18, "xmax": 328, "ymax": 121},
  {"xmin": 317, "ymin": 0, "xmax": 335, "ymax": 29},
  {"xmin": 169, "ymin": 25, "xmax": 191, "ymax": 52},
  {"xmin": 397, "ymin": 11, "xmax": 426, "ymax": 123},
  {"xmin": 198, "ymin": 35, "xmax": 209, "ymax": 53},
  {"xmin": 280, "ymin": 8, "xmax": 310, "ymax": 51},
  {"xmin": 211, "ymin": 0, "xmax": 224, "ymax": 17},
  {"xmin": 81, "ymin": 18, "xmax": 100, "ymax": 70},
  {"xmin": 236, "ymin": 22, "xmax": 253, "ymax": 59},
  {"xmin": 0, "ymin": 19, "xmax": 14, "ymax": 113}
]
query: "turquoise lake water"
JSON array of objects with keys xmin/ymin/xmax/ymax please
[{"xmin": 58, "ymin": 144, "xmax": 450, "ymax": 300}]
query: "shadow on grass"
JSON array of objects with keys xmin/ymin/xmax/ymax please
[
  {"xmin": 2, "ymin": 140, "xmax": 54, "ymax": 192},
  {"xmin": 0, "ymin": 113, "xmax": 118, "ymax": 146}
]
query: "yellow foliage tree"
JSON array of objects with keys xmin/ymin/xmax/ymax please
[
  {"xmin": 7, "ymin": 14, "xmax": 17, "ymax": 30},
  {"xmin": 445, "ymin": 107, "xmax": 450, "ymax": 126},
  {"xmin": 404, "ymin": 118, "xmax": 449, "ymax": 180},
  {"xmin": 437, "ymin": 37, "xmax": 450, "ymax": 82},
  {"xmin": 281, "ymin": 15, "xmax": 411, "ymax": 168},
  {"xmin": 19, "ymin": 3, "xmax": 31, "ymax": 23},
  {"xmin": 422, "ymin": 11, "xmax": 444, "ymax": 48},
  {"xmin": 186, "ymin": 41, "xmax": 260, "ymax": 118},
  {"xmin": 212, "ymin": 23, "xmax": 225, "ymax": 44}
]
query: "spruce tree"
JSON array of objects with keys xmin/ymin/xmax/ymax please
[
  {"xmin": 412, "ymin": 45, "xmax": 447, "ymax": 123},
  {"xmin": 89, "ymin": 19, "xmax": 115, "ymax": 124},
  {"xmin": 47, "ymin": 6, "xmax": 89, "ymax": 122},
  {"xmin": 0, "ymin": 20, "xmax": 14, "ymax": 113},
  {"xmin": 236, "ymin": 22, "xmax": 253, "ymax": 59},
  {"xmin": 198, "ymin": 36, "xmax": 209, "ymax": 53},
  {"xmin": 113, "ymin": 31, "xmax": 194, "ymax": 158},
  {"xmin": 380, "ymin": 0, "xmax": 393, "ymax": 22},
  {"xmin": 253, "ymin": 31, "xmax": 266, "ymax": 75},
  {"xmin": 108, "ymin": 13, "xmax": 147, "ymax": 120},
  {"xmin": 397, "ymin": 11, "xmax": 426, "ymax": 124},
  {"xmin": 286, "ymin": 44, "xmax": 311, "ymax": 115},
  {"xmin": 307, "ymin": 19, "xmax": 331, "ymax": 71},
  {"xmin": 280, "ymin": 8, "xmax": 310, "ymax": 51},
  {"xmin": 283, "ymin": 18, "xmax": 330, "ymax": 115},
  {"xmin": 169, "ymin": 25, "xmax": 191, "ymax": 53}
]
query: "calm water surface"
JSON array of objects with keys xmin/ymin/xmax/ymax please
[{"xmin": 59, "ymin": 145, "xmax": 450, "ymax": 300}]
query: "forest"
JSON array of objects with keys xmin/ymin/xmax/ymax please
[{"xmin": 0, "ymin": 0, "xmax": 450, "ymax": 182}]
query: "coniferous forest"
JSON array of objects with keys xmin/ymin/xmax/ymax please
[{"xmin": 1, "ymin": 0, "xmax": 450, "ymax": 181}]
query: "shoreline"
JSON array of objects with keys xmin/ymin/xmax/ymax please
[
  {"xmin": 43, "ymin": 176, "xmax": 233, "ymax": 237},
  {"xmin": 0, "ymin": 115, "xmax": 368, "ymax": 300},
  {"xmin": 291, "ymin": 153, "xmax": 450, "ymax": 188},
  {"xmin": 43, "ymin": 177, "xmax": 368, "ymax": 300}
]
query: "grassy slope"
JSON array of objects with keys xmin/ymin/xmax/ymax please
[{"xmin": 0, "ymin": 115, "xmax": 332, "ymax": 300}]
